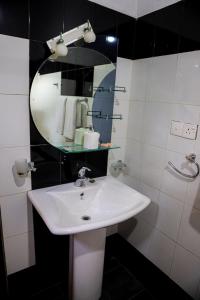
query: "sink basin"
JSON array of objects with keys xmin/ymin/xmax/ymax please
[{"xmin": 28, "ymin": 176, "xmax": 150, "ymax": 235}]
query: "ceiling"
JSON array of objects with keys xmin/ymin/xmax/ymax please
[{"xmin": 89, "ymin": 0, "xmax": 182, "ymax": 18}]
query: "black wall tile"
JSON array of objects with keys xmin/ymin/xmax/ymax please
[
  {"xmin": 116, "ymin": 14, "xmax": 136, "ymax": 60},
  {"xmin": 154, "ymin": 27, "xmax": 180, "ymax": 57},
  {"xmin": 61, "ymin": 150, "xmax": 108, "ymax": 184},
  {"xmin": 31, "ymin": 145, "xmax": 61, "ymax": 189},
  {"xmin": 179, "ymin": 0, "xmax": 200, "ymax": 52},
  {"xmin": 29, "ymin": 0, "xmax": 64, "ymax": 42},
  {"xmin": 33, "ymin": 208, "xmax": 68, "ymax": 283},
  {"xmin": 0, "ymin": 0, "xmax": 29, "ymax": 38},
  {"xmin": 29, "ymin": 40, "xmax": 51, "ymax": 85},
  {"xmin": 134, "ymin": 19, "xmax": 155, "ymax": 59}
]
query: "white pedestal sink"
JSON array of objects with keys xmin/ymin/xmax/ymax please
[{"xmin": 28, "ymin": 176, "xmax": 150, "ymax": 300}]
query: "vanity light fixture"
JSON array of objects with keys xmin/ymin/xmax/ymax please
[{"xmin": 47, "ymin": 20, "xmax": 96, "ymax": 57}]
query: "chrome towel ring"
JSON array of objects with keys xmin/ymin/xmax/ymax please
[{"xmin": 168, "ymin": 153, "xmax": 199, "ymax": 179}]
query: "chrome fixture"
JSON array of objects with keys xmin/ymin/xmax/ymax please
[
  {"xmin": 74, "ymin": 167, "xmax": 91, "ymax": 187},
  {"xmin": 47, "ymin": 20, "xmax": 96, "ymax": 57},
  {"xmin": 168, "ymin": 153, "xmax": 199, "ymax": 179}
]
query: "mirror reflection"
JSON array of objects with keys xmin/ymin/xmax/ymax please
[{"xmin": 30, "ymin": 47, "xmax": 116, "ymax": 151}]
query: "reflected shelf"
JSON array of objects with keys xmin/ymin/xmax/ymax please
[{"xmin": 58, "ymin": 144, "xmax": 120, "ymax": 154}]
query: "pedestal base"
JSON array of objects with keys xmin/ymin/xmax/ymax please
[{"xmin": 69, "ymin": 228, "xmax": 106, "ymax": 300}]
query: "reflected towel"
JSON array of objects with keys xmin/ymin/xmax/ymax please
[
  {"xmin": 56, "ymin": 97, "xmax": 67, "ymax": 135},
  {"xmin": 81, "ymin": 102, "xmax": 88, "ymax": 128},
  {"xmin": 76, "ymin": 100, "xmax": 82, "ymax": 128},
  {"xmin": 63, "ymin": 98, "xmax": 77, "ymax": 140}
]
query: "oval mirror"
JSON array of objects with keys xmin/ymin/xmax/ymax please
[{"xmin": 30, "ymin": 46, "xmax": 116, "ymax": 151}]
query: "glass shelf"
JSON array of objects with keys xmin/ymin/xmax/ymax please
[{"xmin": 58, "ymin": 144, "xmax": 120, "ymax": 154}]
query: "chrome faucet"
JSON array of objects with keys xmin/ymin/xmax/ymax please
[{"xmin": 74, "ymin": 167, "xmax": 91, "ymax": 187}]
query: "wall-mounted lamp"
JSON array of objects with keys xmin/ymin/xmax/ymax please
[
  {"xmin": 12, "ymin": 159, "xmax": 36, "ymax": 187},
  {"xmin": 54, "ymin": 33, "xmax": 68, "ymax": 58},
  {"xmin": 47, "ymin": 20, "xmax": 96, "ymax": 57},
  {"xmin": 15, "ymin": 159, "xmax": 36, "ymax": 177},
  {"xmin": 83, "ymin": 21, "xmax": 96, "ymax": 43}
]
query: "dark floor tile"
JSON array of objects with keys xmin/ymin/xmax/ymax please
[
  {"xmin": 108, "ymin": 279, "xmax": 144, "ymax": 300},
  {"xmin": 103, "ymin": 265, "xmax": 134, "ymax": 292},
  {"xmin": 104, "ymin": 256, "xmax": 121, "ymax": 273},
  {"xmin": 130, "ymin": 289, "xmax": 155, "ymax": 300},
  {"xmin": 100, "ymin": 290, "xmax": 111, "ymax": 300},
  {"xmin": 30, "ymin": 285, "xmax": 63, "ymax": 300}
]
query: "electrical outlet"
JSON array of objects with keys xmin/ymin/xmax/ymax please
[
  {"xmin": 182, "ymin": 123, "xmax": 198, "ymax": 140},
  {"xmin": 170, "ymin": 121, "xmax": 184, "ymax": 137}
]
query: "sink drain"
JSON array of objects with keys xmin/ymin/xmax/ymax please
[{"xmin": 81, "ymin": 215, "xmax": 91, "ymax": 221}]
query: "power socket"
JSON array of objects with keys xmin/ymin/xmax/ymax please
[{"xmin": 182, "ymin": 123, "xmax": 198, "ymax": 140}]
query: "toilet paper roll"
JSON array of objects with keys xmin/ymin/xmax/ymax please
[{"xmin": 83, "ymin": 131, "xmax": 100, "ymax": 149}]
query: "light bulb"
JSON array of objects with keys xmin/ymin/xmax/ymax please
[
  {"xmin": 55, "ymin": 42, "xmax": 68, "ymax": 57},
  {"xmin": 83, "ymin": 29, "xmax": 96, "ymax": 43}
]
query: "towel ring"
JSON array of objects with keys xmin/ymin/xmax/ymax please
[{"xmin": 168, "ymin": 153, "xmax": 200, "ymax": 179}]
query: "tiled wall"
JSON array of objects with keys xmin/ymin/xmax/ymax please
[
  {"xmin": 0, "ymin": 34, "xmax": 35, "ymax": 274},
  {"xmin": 118, "ymin": 50, "xmax": 200, "ymax": 299}
]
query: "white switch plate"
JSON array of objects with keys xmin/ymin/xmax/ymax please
[
  {"xmin": 170, "ymin": 121, "xmax": 184, "ymax": 137},
  {"xmin": 182, "ymin": 123, "xmax": 198, "ymax": 140}
]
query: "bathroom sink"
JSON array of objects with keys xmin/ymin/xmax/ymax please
[{"xmin": 28, "ymin": 176, "xmax": 150, "ymax": 235}]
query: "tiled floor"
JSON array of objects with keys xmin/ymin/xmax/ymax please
[{"xmin": 7, "ymin": 234, "xmax": 193, "ymax": 300}]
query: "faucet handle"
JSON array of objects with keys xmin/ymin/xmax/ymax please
[{"xmin": 78, "ymin": 167, "xmax": 91, "ymax": 178}]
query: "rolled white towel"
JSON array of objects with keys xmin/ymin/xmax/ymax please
[
  {"xmin": 63, "ymin": 98, "xmax": 77, "ymax": 140},
  {"xmin": 56, "ymin": 97, "xmax": 67, "ymax": 135}
]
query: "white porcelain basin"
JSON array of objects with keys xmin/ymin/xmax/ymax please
[{"xmin": 28, "ymin": 176, "xmax": 150, "ymax": 235}]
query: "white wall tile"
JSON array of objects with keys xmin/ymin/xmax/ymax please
[
  {"xmin": 156, "ymin": 192, "xmax": 183, "ymax": 241},
  {"xmin": 137, "ymin": 0, "xmax": 181, "ymax": 17},
  {"xmin": 148, "ymin": 54, "xmax": 178, "ymax": 102},
  {"xmin": 167, "ymin": 134, "xmax": 195, "ymax": 154},
  {"xmin": 178, "ymin": 205, "xmax": 200, "ymax": 258},
  {"xmin": 115, "ymin": 57, "xmax": 133, "ymax": 100},
  {"xmin": 0, "ymin": 94, "xmax": 30, "ymax": 147},
  {"xmin": 0, "ymin": 147, "xmax": 31, "ymax": 196},
  {"xmin": 175, "ymin": 51, "xmax": 200, "ymax": 105},
  {"xmin": 142, "ymin": 102, "xmax": 171, "ymax": 148},
  {"xmin": 0, "ymin": 192, "xmax": 33, "ymax": 238},
  {"xmin": 0, "ymin": 34, "xmax": 29, "ymax": 95},
  {"xmin": 125, "ymin": 139, "xmax": 142, "ymax": 180},
  {"xmin": 141, "ymin": 144, "xmax": 165, "ymax": 189},
  {"xmin": 119, "ymin": 217, "xmax": 154, "ymax": 256},
  {"xmin": 147, "ymin": 229, "xmax": 175, "ymax": 275},
  {"xmin": 139, "ymin": 183, "xmax": 160, "ymax": 226},
  {"xmin": 4, "ymin": 232, "xmax": 35, "ymax": 275},
  {"xmin": 127, "ymin": 101, "xmax": 145, "ymax": 141},
  {"xmin": 131, "ymin": 58, "xmax": 150, "ymax": 101},
  {"xmin": 112, "ymin": 99, "xmax": 129, "ymax": 140},
  {"xmin": 120, "ymin": 175, "xmax": 142, "ymax": 192},
  {"xmin": 171, "ymin": 245, "xmax": 200, "ymax": 298}
]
